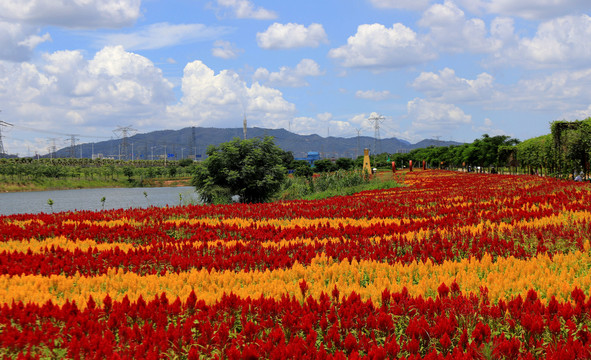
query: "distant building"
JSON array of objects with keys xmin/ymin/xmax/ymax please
[{"xmin": 295, "ymin": 151, "xmax": 321, "ymax": 166}]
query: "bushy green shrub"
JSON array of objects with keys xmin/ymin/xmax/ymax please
[{"xmin": 280, "ymin": 169, "xmax": 377, "ymax": 200}]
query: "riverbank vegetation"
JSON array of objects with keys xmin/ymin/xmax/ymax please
[
  {"xmin": 279, "ymin": 169, "xmax": 402, "ymax": 201},
  {"xmin": 0, "ymin": 158, "xmax": 195, "ymax": 192}
]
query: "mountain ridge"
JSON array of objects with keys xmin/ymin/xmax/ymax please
[{"xmin": 49, "ymin": 127, "xmax": 462, "ymax": 160}]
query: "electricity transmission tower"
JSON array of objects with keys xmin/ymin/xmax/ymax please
[
  {"xmin": 243, "ymin": 113, "xmax": 247, "ymax": 140},
  {"xmin": 0, "ymin": 110, "xmax": 13, "ymax": 156},
  {"xmin": 113, "ymin": 125, "xmax": 137, "ymax": 160},
  {"xmin": 47, "ymin": 138, "xmax": 59, "ymax": 158},
  {"xmin": 66, "ymin": 134, "xmax": 79, "ymax": 158},
  {"xmin": 368, "ymin": 113, "xmax": 385, "ymax": 156},
  {"xmin": 355, "ymin": 128, "xmax": 362, "ymax": 159},
  {"xmin": 189, "ymin": 126, "xmax": 196, "ymax": 158}
]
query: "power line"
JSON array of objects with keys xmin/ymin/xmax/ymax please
[{"xmin": 10, "ymin": 123, "xmax": 111, "ymax": 139}]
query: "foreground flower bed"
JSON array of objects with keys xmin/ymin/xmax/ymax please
[{"xmin": 1, "ymin": 170, "xmax": 591, "ymax": 358}]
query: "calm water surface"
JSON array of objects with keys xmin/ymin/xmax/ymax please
[{"xmin": 0, "ymin": 186, "xmax": 200, "ymax": 216}]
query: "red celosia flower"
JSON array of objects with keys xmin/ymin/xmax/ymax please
[
  {"xmin": 437, "ymin": 282, "xmax": 450, "ymax": 298},
  {"xmin": 299, "ymin": 279, "xmax": 309, "ymax": 299},
  {"xmin": 439, "ymin": 333, "xmax": 452, "ymax": 350}
]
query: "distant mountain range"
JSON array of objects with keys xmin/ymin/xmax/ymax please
[{"xmin": 46, "ymin": 127, "xmax": 462, "ymax": 160}]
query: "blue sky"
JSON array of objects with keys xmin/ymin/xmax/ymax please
[{"xmin": 1, "ymin": 0, "xmax": 591, "ymax": 157}]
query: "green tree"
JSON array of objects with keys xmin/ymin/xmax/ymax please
[
  {"xmin": 313, "ymin": 159, "xmax": 337, "ymax": 173},
  {"xmin": 280, "ymin": 150, "xmax": 295, "ymax": 169},
  {"xmin": 335, "ymin": 157, "xmax": 354, "ymax": 170},
  {"xmin": 516, "ymin": 135, "xmax": 552, "ymax": 174},
  {"xmin": 178, "ymin": 158, "xmax": 194, "ymax": 167},
  {"xmin": 293, "ymin": 162, "xmax": 314, "ymax": 178},
  {"xmin": 192, "ymin": 136, "xmax": 287, "ymax": 204},
  {"xmin": 122, "ymin": 166, "xmax": 134, "ymax": 182}
]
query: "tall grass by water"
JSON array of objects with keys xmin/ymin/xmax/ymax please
[{"xmin": 279, "ymin": 169, "xmax": 403, "ymax": 200}]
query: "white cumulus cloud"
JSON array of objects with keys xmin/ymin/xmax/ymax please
[
  {"xmin": 0, "ymin": 0, "xmax": 141, "ymax": 61},
  {"xmin": 407, "ymin": 98, "xmax": 472, "ymax": 132},
  {"xmin": 168, "ymin": 60, "xmax": 296, "ymax": 129},
  {"xmin": 328, "ymin": 23, "xmax": 436, "ymax": 70},
  {"xmin": 213, "ymin": 0, "xmax": 277, "ymax": 20},
  {"xmin": 0, "ymin": 0, "xmax": 141, "ymax": 28},
  {"xmin": 92, "ymin": 23, "xmax": 232, "ymax": 51},
  {"xmin": 502, "ymin": 15, "xmax": 591, "ymax": 69},
  {"xmin": 212, "ymin": 40, "xmax": 243, "ymax": 59},
  {"xmin": 368, "ymin": 0, "xmax": 433, "ymax": 11},
  {"xmin": 291, "ymin": 112, "xmax": 358, "ymax": 138},
  {"xmin": 0, "ymin": 21, "xmax": 51, "ymax": 61},
  {"xmin": 355, "ymin": 90, "xmax": 393, "ymax": 101},
  {"xmin": 419, "ymin": 1, "xmax": 500, "ymax": 53},
  {"xmin": 459, "ymin": 0, "xmax": 591, "ymax": 20},
  {"xmin": 0, "ymin": 46, "xmax": 174, "ymax": 136},
  {"xmin": 257, "ymin": 23, "xmax": 328, "ymax": 49},
  {"xmin": 253, "ymin": 59, "xmax": 324, "ymax": 87},
  {"xmin": 560, "ymin": 105, "xmax": 591, "ymax": 121},
  {"xmin": 473, "ymin": 118, "xmax": 508, "ymax": 136},
  {"xmin": 411, "ymin": 68, "xmax": 497, "ymax": 103},
  {"xmin": 506, "ymin": 68, "xmax": 591, "ymax": 112}
]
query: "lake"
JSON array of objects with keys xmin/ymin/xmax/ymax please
[{"xmin": 0, "ymin": 186, "xmax": 200, "ymax": 216}]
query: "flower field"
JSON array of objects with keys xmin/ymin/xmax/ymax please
[{"xmin": 1, "ymin": 170, "xmax": 591, "ymax": 359}]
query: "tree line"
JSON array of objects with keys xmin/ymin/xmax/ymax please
[
  {"xmin": 374, "ymin": 118, "xmax": 590, "ymax": 178},
  {"xmin": 0, "ymin": 157, "xmax": 197, "ymax": 183}
]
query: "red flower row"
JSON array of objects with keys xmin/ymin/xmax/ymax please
[
  {"xmin": 2, "ymin": 216, "xmax": 588, "ymax": 276},
  {"xmin": 3, "ymin": 173, "xmax": 588, "ymax": 236},
  {"xmin": 2, "ymin": 284, "xmax": 590, "ymax": 359},
  {"xmin": 1, "ymin": 172, "xmax": 589, "ymax": 276}
]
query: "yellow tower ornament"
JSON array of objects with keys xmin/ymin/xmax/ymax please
[{"xmin": 362, "ymin": 148, "xmax": 371, "ymax": 175}]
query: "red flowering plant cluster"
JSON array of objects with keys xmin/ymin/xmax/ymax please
[
  {"xmin": 2, "ymin": 285, "xmax": 591, "ymax": 359},
  {"xmin": 1, "ymin": 170, "xmax": 591, "ymax": 358},
  {"xmin": 1, "ymin": 173, "xmax": 589, "ymax": 277}
]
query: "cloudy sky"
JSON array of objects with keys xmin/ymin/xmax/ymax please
[{"xmin": 1, "ymin": 0, "xmax": 591, "ymax": 156}]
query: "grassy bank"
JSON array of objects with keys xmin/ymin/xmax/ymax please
[
  {"xmin": 279, "ymin": 170, "xmax": 404, "ymax": 201},
  {"xmin": 0, "ymin": 176, "xmax": 193, "ymax": 192}
]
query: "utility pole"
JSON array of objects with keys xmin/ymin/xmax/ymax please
[
  {"xmin": 113, "ymin": 125, "xmax": 137, "ymax": 160},
  {"xmin": 368, "ymin": 113, "xmax": 385, "ymax": 157},
  {"xmin": 0, "ymin": 110, "xmax": 13, "ymax": 156}
]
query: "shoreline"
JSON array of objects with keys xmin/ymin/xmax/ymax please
[{"xmin": 0, "ymin": 177, "xmax": 193, "ymax": 193}]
